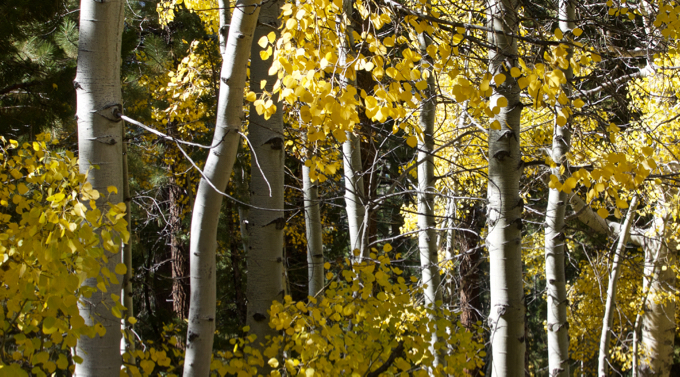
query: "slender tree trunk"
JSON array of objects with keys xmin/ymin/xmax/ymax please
[
  {"xmin": 545, "ymin": 2, "xmax": 575, "ymax": 375},
  {"xmin": 245, "ymin": 0, "xmax": 285, "ymax": 350},
  {"xmin": 416, "ymin": 18, "xmax": 443, "ymax": 366},
  {"xmin": 303, "ymin": 157, "xmax": 324, "ymax": 297},
  {"xmin": 598, "ymin": 197, "xmax": 638, "ymax": 377},
  {"xmin": 121, "ymin": 134, "xmax": 135, "ymax": 361},
  {"xmin": 486, "ymin": 0, "xmax": 525, "ymax": 375},
  {"xmin": 169, "ymin": 181, "xmax": 189, "ymax": 319},
  {"xmin": 339, "ymin": 0, "xmax": 367, "ymax": 259},
  {"xmin": 183, "ymin": 1, "xmax": 261, "ymax": 374},
  {"xmin": 74, "ymin": 0, "xmax": 125, "ymax": 375}
]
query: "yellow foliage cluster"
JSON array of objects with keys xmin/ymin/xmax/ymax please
[
  {"xmin": 204, "ymin": 245, "xmax": 484, "ymax": 376},
  {"xmin": 568, "ymin": 254, "xmax": 644, "ymax": 373},
  {"xmin": 0, "ymin": 135, "xmax": 128, "ymax": 376}
]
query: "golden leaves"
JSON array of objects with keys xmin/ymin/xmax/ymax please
[{"xmin": 0, "ymin": 135, "xmax": 129, "ymax": 374}]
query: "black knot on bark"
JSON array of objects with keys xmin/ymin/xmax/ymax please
[
  {"xmin": 493, "ymin": 150, "xmax": 511, "ymax": 161},
  {"xmin": 252, "ymin": 312, "xmax": 267, "ymax": 322}
]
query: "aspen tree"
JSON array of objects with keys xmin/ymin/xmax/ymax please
[
  {"xmin": 303, "ymin": 154, "xmax": 324, "ymax": 297},
  {"xmin": 246, "ymin": 0, "xmax": 286, "ymax": 353},
  {"xmin": 486, "ymin": 0, "xmax": 525, "ymax": 374},
  {"xmin": 597, "ymin": 197, "xmax": 639, "ymax": 377},
  {"xmin": 416, "ymin": 1, "xmax": 442, "ymax": 365},
  {"xmin": 74, "ymin": 0, "xmax": 125, "ymax": 375},
  {"xmin": 544, "ymin": 0, "xmax": 574, "ymax": 374},
  {"xmin": 340, "ymin": 0, "xmax": 367, "ymax": 259},
  {"xmin": 183, "ymin": 0, "xmax": 261, "ymax": 374}
]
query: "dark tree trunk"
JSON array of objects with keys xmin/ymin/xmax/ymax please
[
  {"xmin": 458, "ymin": 205, "xmax": 484, "ymax": 377},
  {"xmin": 168, "ymin": 181, "xmax": 189, "ymax": 319}
]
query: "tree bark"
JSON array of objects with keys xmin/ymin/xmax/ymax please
[
  {"xmin": 169, "ymin": 181, "xmax": 189, "ymax": 319},
  {"xmin": 545, "ymin": 2, "xmax": 574, "ymax": 375},
  {"xmin": 339, "ymin": 0, "xmax": 367, "ymax": 260},
  {"xmin": 638, "ymin": 190, "xmax": 676, "ymax": 377},
  {"xmin": 121, "ymin": 133, "xmax": 135, "ymax": 361},
  {"xmin": 303, "ymin": 159, "xmax": 324, "ymax": 297},
  {"xmin": 597, "ymin": 197, "xmax": 638, "ymax": 377},
  {"xmin": 74, "ymin": 0, "xmax": 125, "ymax": 375},
  {"xmin": 459, "ymin": 205, "xmax": 484, "ymax": 377},
  {"xmin": 245, "ymin": 0, "xmax": 285, "ymax": 353},
  {"xmin": 416, "ymin": 18, "xmax": 443, "ymax": 366},
  {"xmin": 570, "ymin": 191, "xmax": 676, "ymax": 377},
  {"xmin": 486, "ymin": 0, "xmax": 525, "ymax": 375},
  {"xmin": 183, "ymin": 1, "xmax": 261, "ymax": 375}
]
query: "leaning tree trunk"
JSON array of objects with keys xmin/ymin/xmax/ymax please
[
  {"xmin": 570, "ymin": 192, "xmax": 676, "ymax": 377},
  {"xmin": 545, "ymin": 1, "xmax": 575, "ymax": 375},
  {"xmin": 486, "ymin": 0, "xmax": 525, "ymax": 375},
  {"xmin": 245, "ymin": 0, "xmax": 285, "ymax": 353},
  {"xmin": 416, "ymin": 18, "xmax": 443, "ymax": 366},
  {"xmin": 74, "ymin": 0, "xmax": 125, "ymax": 375},
  {"xmin": 303, "ymin": 154, "xmax": 324, "ymax": 297},
  {"xmin": 598, "ymin": 197, "xmax": 638, "ymax": 377},
  {"xmin": 183, "ymin": 1, "xmax": 261, "ymax": 375}
]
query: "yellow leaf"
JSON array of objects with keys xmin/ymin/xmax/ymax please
[
  {"xmin": 128, "ymin": 316, "xmax": 138, "ymax": 325},
  {"xmin": 510, "ymin": 67, "xmax": 521, "ymax": 78},
  {"xmin": 258, "ymin": 36, "xmax": 269, "ymax": 48},
  {"xmin": 115, "ymin": 263, "xmax": 128, "ymax": 275},
  {"xmin": 573, "ymin": 28, "xmax": 583, "ymax": 37},
  {"xmin": 107, "ymin": 186, "xmax": 118, "ymax": 194},
  {"xmin": 574, "ymin": 98, "xmax": 585, "ymax": 108},
  {"xmin": 324, "ymin": 262, "xmax": 331, "ymax": 269},
  {"xmin": 269, "ymin": 358, "xmax": 280, "ymax": 368},
  {"xmin": 494, "ymin": 73, "xmax": 506, "ymax": 86},
  {"xmin": 245, "ymin": 92, "xmax": 257, "ymax": 102},
  {"xmin": 383, "ymin": 243, "xmax": 393, "ymax": 252},
  {"xmin": 406, "ymin": 136, "xmax": 418, "ymax": 148},
  {"xmin": 518, "ymin": 77, "xmax": 529, "ymax": 89},
  {"xmin": 490, "ymin": 120, "xmax": 501, "ymax": 130},
  {"xmin": 496, "ymin": 96, "xmax": 508, "ymax": 108},
  {"xmin": 554, "ymin": 28, "xmax": 563, "ymax": 39},
  {"xmin": 267, "ymin": 32, "xmax": 276, "ymax": 43},
  {"xmin": 597, "ymin": 208, "xmax": 609, "ymax": 219},
  {"xmin": 17, "ymin": 183, "xmax": 28, "ymax": 195}
]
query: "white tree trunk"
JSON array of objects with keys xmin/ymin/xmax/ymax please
[
  {"xmin": 303, "ymin": 161, "xmax": 324, "ymax": 297},
  {"xmin": 638, "ymin": 193, "xmax": 676, "ymax": 377},
  {"xmin": 74, "ymin": 0, "xmax": 125, "ymax": 375},
  {"xmin": 183, "ymin": 2, "xmax": 261, "ymax": 375},
  {"xmin": 343, "ymin": 133, "xmax": 366, "ymax": 258},
  {"xmin": 338, "ymin": 0, "xmax": 367, "ymax": 259},
  {"xmin": 417, "ymin": 24, "xmax": 443, "ymax": 366},
  {"xmin": 486, "ymin": 0, "xmax": 525, "ymax": 375},
  {"xmin": 638, "ymin": 239, "xmax": 676, "ymax": 377},
  {"xmin": 545, "ymin": 2, "xmax": 574, "ymax": 375},
  {"xmin": 570, "ymin": 193, "xmax": 676, "ymax": 377},
  {"xmin": 245, "ymin": 0, "xmax": 285, "ymax": 350},
  {"xmin": 597, "ymin": 197, "xmax": 638, "ymax": 377}
]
